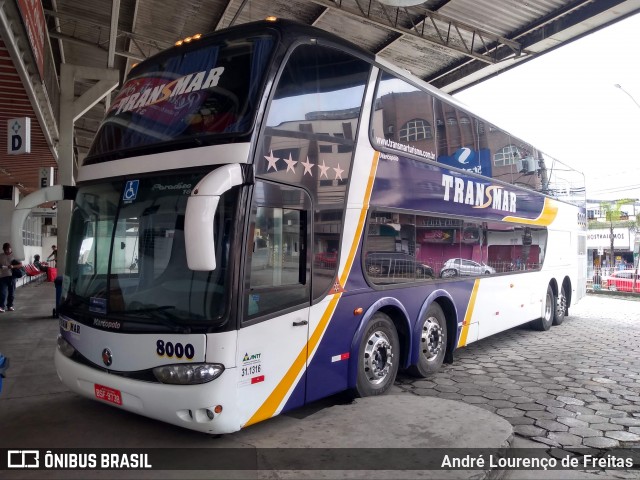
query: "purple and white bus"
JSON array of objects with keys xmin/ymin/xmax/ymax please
[{"xmin": 14, "ymin": 18, "xmax": 586, "ymax": 433}]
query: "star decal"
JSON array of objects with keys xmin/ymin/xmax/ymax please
[
  {"xmin": 333, "ymin": 163, "xmax": 344, "ymax": 181},
  {"xmin": 318, "ymin": 160, "xmax": 330, "ymax": 179},
  {"xmin": 301, "ymin": 157, "xmax": 314, "ymax": 176},
  {"xmin": 284, "ymin": 153, "xmax": 297, "ymax": 173},
  {"xmin": 264, "ymin": 150, "xmax": 279, "ymax": 172},
  {"xmin": 261, "ymin": 150, "xmax": 347, "ymax": 182}
]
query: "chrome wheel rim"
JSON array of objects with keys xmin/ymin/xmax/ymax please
[
  {"xmin": 363, "ymin": 330, "xmax": 393, "ymax": 385},
  {"xmin": 544, "ymin": 291, "xmax": 553, "ymax": 322},
  {"xmin": 556, "ymin": 290, "xmax": 566, "ymax": 318},
  {"xmin": 421, "ymin": 316, "xmax": 443, "ymax": 361}
]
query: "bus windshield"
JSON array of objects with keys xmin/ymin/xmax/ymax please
[
  {"xmin": 62, "ymin": 170, "xmax": 238, "ymax": 331},
  {"xmin": 85, "ymin": 33, "xmax": 275, "ymax": 162}
]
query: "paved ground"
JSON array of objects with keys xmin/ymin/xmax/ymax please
[
  {"xmin": 0, "ymin": 281, "xmax": 514, "ymax": 480},
  {"xmin": 1, "ymin": 281, "xmax": 640, "ymax": 479},
  {"xmin": 395, "ymin": 293, "xmax": 640, "ymax": 451}
]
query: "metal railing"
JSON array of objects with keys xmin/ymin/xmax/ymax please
[{"xmin": 587, "ymin": 265, "xmax": 640, "ymax": 294}]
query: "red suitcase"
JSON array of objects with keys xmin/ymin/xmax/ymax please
[{"xmin": 47, "ymin": 267, "xmax": 58, "ymax": 282}]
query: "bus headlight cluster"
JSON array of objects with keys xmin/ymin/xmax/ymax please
[
  {"xmin": 153, "ymin": 363, "xmax": 224, "ymax": 385},
  {"xmin": 57, "ymin": 335, "xmax": 76, "ymax": 358}
]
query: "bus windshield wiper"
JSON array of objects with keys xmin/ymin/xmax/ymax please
[{"xmin": 125, "ymin": 306, "xmax": 191, "ymax": 334}]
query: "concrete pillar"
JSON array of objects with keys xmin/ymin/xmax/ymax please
[{"xmin": 57, "ymin": 64, "xmax": 119, "ymax": 273}]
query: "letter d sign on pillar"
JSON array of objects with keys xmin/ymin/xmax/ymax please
[{"xmin": 7, "ymin": 118, "xmax": 31, "ymax": 155}]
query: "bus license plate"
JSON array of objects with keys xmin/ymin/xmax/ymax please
[{"xmin": 95, "ymin": 384, "xmax": 122, "ymax": 405}]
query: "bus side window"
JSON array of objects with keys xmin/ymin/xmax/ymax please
[
  {"xmin": 244, "ymin": 182, "xmax": 311, "ymax": 321},
  {"xmin": 258, "ymin": 44, "xmax": 370, "ymax": 300}
]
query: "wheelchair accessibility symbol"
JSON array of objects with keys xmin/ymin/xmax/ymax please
[{"xmin": 123, "ymin": 180, "xmax": 139, "ymax": 202}]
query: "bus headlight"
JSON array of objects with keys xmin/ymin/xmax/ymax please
[
  {"xmin": 57, "ymin": 335, "xmax": 76, "ymax": 358},
  {"xmin": 153, "ymin": 363, "xmax": 225, "ymax": 385}
]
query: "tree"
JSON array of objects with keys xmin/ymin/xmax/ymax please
[{"xmin": 599, "ymin": 198, "xmax": 635, "ymax": 268}]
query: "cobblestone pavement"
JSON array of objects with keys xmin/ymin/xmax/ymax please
[{"xmin": 396, "ymin": 294, "xmax": 640, "ymax": 450}]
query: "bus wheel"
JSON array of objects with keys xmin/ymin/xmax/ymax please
[
  {"xmin": 355, "ymin": 312, "xmax": 399, "ymax": 397},
  {"xmin": 408, "ymin": 303, "xmax": 447, "ymax": 377},
  {"xmin": 533, "ymin": 285, "xmax": 554, "ymax": 331},
  {"xmin": 553, "ymin": 285, "xmax": 567, "ymax": 326}
]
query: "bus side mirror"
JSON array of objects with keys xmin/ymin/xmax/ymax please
[
  {"xmin": 185, "ymin": 195, "xmax": 221, "ymax": 271},
  {"xmin": 184, "ymin": 164, "xmax": 248, "ymax": 271}
]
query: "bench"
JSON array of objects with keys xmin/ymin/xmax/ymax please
[
  {"xmin": 26, "ymin": 264, "xmax": 47, "ymax": 283},
  {"xmin": 15, "ymin": 264, "xmax": 47, "ymax": 287}
]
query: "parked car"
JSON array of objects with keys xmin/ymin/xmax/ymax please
[
  {"xmin": 314, "ymin": 251, "xmax": 338, "ymax": 268},
  {"xmin": 365, "ymin": 252, "xmax": 434, "ymax": 279},
  {"xmin": 603, "ymin": 270, "xmax": 639, "ymax": 292},
  {"xmin": 440, "ymin": 258, "xmax": 496, "ymax": 278}
]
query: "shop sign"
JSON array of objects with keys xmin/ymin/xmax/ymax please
[{"xmin": 586, "ymin": 228, "xmax": 630, "ymax": 249}]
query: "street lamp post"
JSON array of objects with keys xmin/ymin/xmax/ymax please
[
  {"xmin": 614, "ymin": 84, "xmax": 640, "ymax": 292},
  {"xmin": 614, "ymin": 83, "xmax": 640, "ymax": 109}
]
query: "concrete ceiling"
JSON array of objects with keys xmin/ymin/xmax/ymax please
[{"xmin": 1, "ymin": 0, "xmax": 640, "ymax": 195}]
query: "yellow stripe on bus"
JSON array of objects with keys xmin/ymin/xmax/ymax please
[
  {"xmin": 502, "ymin": 197, "xmax": 558, "ymax": 226},
  {"xmin": 457, "ymin": 279, "xmax": 480, "ymax": 348},
  {"xmin": 340, "ymin": 151, "xmax": 379, "ymax": 286},
  {"xmin": 243, "ymin": 294, "xmax": 341, "ymax": 427},
  {"xmin": 244, "ymin": 151, "xmax": 380, "ymax": 427}
]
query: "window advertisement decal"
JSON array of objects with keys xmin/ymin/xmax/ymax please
[
  {"xmin": 437, "ymin": 147, "xmax": 492, "ymax": 177},
  {"xmin": 372, "ymin": 155, "xmax": 552, "ymax": 224},
  {"xmin": 87, "ymin": 35, "xmax": 275, "ymax": 160}
]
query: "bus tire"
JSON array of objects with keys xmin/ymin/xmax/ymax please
[
  {"xmin": 408, "ymin": 303, "xmax": 447, "ymax": 378},
  {"xmin": 355, "ymin": 312, "xmax": 400, "ymax": 397},
  {"xmin": 553, "ymin": 285, "xmax": 567, "ymax": 326},
  {"xmin": 533, "ymin": 285, "xmax": 554, "ymax": 331}
]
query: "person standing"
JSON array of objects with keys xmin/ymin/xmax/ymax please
[
  {"xmin": 46, "ymin": 245, "xmax": 57, "ymax": 266},
  {"xmin": 0, "ymin": 243, "xmax": 22, "ymax": 312}
]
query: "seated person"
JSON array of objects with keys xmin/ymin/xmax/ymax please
[{"xmin": 33, "ymin": 254, "xmax": 47, "ymax": 272}]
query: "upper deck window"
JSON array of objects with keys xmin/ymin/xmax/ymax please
[
  {"xmin": 85, "ymin": 33, "xmax": 275, "ymax": 163},
  {"xmin": 371, "ymin": 71, "xmax": 437, "ymax": 162}
]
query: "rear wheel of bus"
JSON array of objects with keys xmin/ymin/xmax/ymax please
[
  {"xmin": 408, "ymin": 303, "xmax": 447, "ymax": 377},
  {"xmin": 533, "ymin": 285, "xmax": 554, "ymax": 331},
  {"xmin": 355, "ymin": 312, "xmax": 400, "ymax": 397},
  {"xmin": 553, "ymin": 285, "xmax": 567, "ymax": 326}
]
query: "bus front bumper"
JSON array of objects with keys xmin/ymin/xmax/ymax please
[{"xmin": 54, "ymin": 348, "xmax": 241, "ymax": 434}]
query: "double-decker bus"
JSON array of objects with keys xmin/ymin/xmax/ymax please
[{"xmin": 13, "ymin": 18, "xmax": 586, "ymax": 434}]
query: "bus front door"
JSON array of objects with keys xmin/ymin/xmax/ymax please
[{"xmin": 237, "ymin": 180, "xmax": 312, "ymax": 427}]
